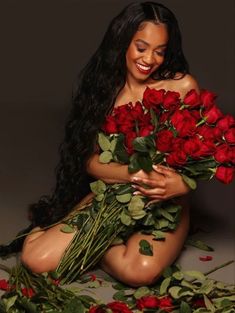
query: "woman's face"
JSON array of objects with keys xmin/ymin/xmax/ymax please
[{"xmin": 125, "ymin": 21, "xmax": 168, "ymax": 82}]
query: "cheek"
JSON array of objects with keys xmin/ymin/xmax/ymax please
[{"xmin": 126, "ymin": 45, "xmax": 139, "ymax": 64}]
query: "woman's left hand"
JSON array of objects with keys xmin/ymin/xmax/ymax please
[{"xmin": 131, "ymin": 165, "xmax": 190, "ymax": 201}]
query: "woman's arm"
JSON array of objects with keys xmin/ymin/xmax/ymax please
[{"xmin": 86, "ymin": 153, "xmax": 131, "ymax": 184}]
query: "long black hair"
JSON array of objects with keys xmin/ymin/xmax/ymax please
[{"xmin": 29, "ymin": 2, "xmax": 189, "ymax": 227}]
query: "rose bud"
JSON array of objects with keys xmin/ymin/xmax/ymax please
[
  {"xmin": 200, "ymin": 89, "xmax": 217, "ymax": 109},
  {"xmin": 217, "ymin": 114, "xmax": 235, "ymax": 131},
  {"xmin": 136, "ymin": 296, "xmax": 160, "ymax": 310},
  {"xmin": 214, "ymin": 144, "xmax": 231, "ymax": 163},
  {"xmin": 203, "ymin": 104, "xmax": 223, "ymax": 124},
  {"xmin": 215, "ymin": 166, "xmax": 235, "ymax": 184},
  {"xmin": 162, "ymin": 91, "xmax": 181, "ymax": 111},
  {"xmin": 143, "ymin": 87, "xmax": 165, "ymax": 109},
  {"xmin": 184, "ymin": 89, "xmax": 201, "ymax": 108},
  {"xmin": 224, "ymin": 128, "xmax": 235, "ymax": 144}
]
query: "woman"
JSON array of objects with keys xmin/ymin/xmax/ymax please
[{"xmin": 21, "ymin": 2, "xmax": 199, "ymax": 287}]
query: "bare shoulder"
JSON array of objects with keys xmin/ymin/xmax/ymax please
[{"xmin": 172, "ymin": 73, "xmax": 200, "ymax": 97}]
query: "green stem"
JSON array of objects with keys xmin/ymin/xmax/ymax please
[{"xmin": 204, "ymin": 260, "xmax": 234, "ymax": 277}]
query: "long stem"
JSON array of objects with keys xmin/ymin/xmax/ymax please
[{"xmin": 204, "ymin": 260, "xmax": 234, "ymax": 277}]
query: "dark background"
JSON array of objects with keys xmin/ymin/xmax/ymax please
[{"xmin": 0, "ymin": 0, "xmax": 234, "ymax": 241}]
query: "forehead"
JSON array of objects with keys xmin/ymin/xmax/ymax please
[{"xmin": 132, "ymin": 21, "xmax": 168, "ymax": 46}]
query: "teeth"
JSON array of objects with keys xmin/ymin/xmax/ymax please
[{"xmin": 136, "ymin": 63, "xmax": 151, "ymax": 71}]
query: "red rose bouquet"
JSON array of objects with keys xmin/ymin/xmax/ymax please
[
  {"xmin": 101, "ymin": 87, "xmax": 235, "ymax": 185},
  {"xmin": 55, "ymin": 88, "xmax": 234, "ymax": 284}
]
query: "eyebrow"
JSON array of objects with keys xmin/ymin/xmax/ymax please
[{"xmin": 135, "ymin": 39, "xmax": 167, "ymax": 49}]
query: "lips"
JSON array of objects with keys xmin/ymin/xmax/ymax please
[{"xmin": 136, "ymin": 62, "xmax": 152, "ymax": 75}]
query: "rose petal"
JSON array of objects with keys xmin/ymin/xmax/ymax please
[{"xmin": 199, "ymin": 255, "xmax": 213, "ymax": 261}]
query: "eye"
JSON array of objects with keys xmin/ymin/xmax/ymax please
[
  {"xmin": 137, "ymin": 47, "xmax": 145, "ymax": 53},
  {"xmin": 154, "ymin": 50, "xmax": 165, "ymax": 57}
]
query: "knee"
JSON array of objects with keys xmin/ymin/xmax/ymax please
[
  {"xmin": 122, "ymin": 257, "xmax": 163, "ymax": 287},
  {"xmin": 21, "ymin": 246, "xmax": 54, "ymax": 274}
]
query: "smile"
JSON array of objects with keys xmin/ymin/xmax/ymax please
[{"xmin": 136, "ymin": 63, "xmax": 152, "ymax": 74}]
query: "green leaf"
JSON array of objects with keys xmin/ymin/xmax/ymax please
[
  {"xmin": 152, "ymin": 230, "xmax": 166, "ymax": 240},
  {"xmin": 181, "ymin": 174, "xmax": 197, "ymax": 190},
  {"xmin": 155, "ymin": 218, "xmax": 169, "ymax": 229},
  {"xmin": 62, "ymin": 298, "xmax": 85, "ymax": 313},
  {"xmin": 116, "ymin": 193, "xmax": 132, "ymax": 203},
  {"xmin": 90, "ymin": 180, "xmax": 106, "ymax": 195},
  {"xmin": 99, "ymin": 151, "xmax": 113, "ymax": 163},
  {"xmin": 183, "ymin": 270, "xmax": 206, "ymax": 281},
  {"xmin": 60, "ymin": 224, "xmax": 75, "ymax": 233},
  {"xmin": 185, "ymin": 238, "xmax": 214, "ymax": 252},
  {"xmin": 139, "ymin": 239, "xmax": 153, "ymax": 256},
  {"xmin": 130, "ymin": 210, "xmax": 146, "ymax": 220},
  {"xmin": 95, "ymin": 193, "xmax": 104, "ymax": 202},
  {"xmin": 87, "ymin": 280, "xmax": 100, "ymax": 288},
  {"xmin": 98, "ymin": 132, "xmax": 111, "ymax": 151},
  {"xmin": 120, "ymin": 211, "xmax": 132, "ymax": 226},
  {"xmin": 128, "ymin": 153, "xmax": 141, "ymax": 173},
  {"xmin": 113, "ymin": 290, "xmax": 127, "ymax": 301},
  {"xmin": 133, "ymin": 286, "xmax": 151, "ymax": 299},
  {"xmin": 128, "ymin": 195, "xmax": 145, "ymax": 212},
  {"xmin": 110, "ymin": 138, "xmax": 117, "ymax": 153},
  {"xmin": 132, "ymin": 137, "xmax": 150, "ymax": 152},
  {"xmin": 3, "ymin": 295, "xmax": 18, "ymax": 311},
  {"xmin": 204, "ymin": 295, "xmax": 216, "ymax": 312},
  {"xmin": 160, "ymin": 277, "xmax": 171, "ymax": 295},
  {"xmin": 198, "ymin": 279, "xmax": 215, "ymax": 295},
  {"xmin": 162, "ymin": 266, "xmax": 173, "ymax": 278},
  {"xmin": 158, "ymin": 208, "xmax": 174, "ymax": 222},
  {"xmin": 180, "ymin": 301, "xmax": 192, "ymax": 313},
  {"xmin": 138, "ymin": 154, "xmax": 153, "ymax": 172},
  {"xmin": 168, "ymin": 286, "xmax": 182, "ymax": 299},
  {"xmin": 173, "ymin": 271, "xmax": 184, "ymax": 281},
  {"xmin": 150, "ymin": 108, "xmax": 158, "ymax": 130},
  {"xmin": 181, "ymin": 279, "xmax": 196, "ymax": 290}
]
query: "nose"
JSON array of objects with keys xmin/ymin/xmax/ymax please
[{"xmin": 142, "ymin": 51, "xmax": 154, "ymax": 65}]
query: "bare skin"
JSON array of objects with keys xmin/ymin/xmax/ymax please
[{"xmin": 21, "ymin": 21, "xmax": 200, "ymax": 286}]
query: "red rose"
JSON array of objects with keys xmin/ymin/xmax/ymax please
[
  {"xmin": 166, "ymin": 150, "xmax": 187, "ymax": 167},
  {"xmin": 103, "ymin": 116, "xmax": 118, "ymax": 134},
  {"xmin": 159, "ymin": 296, "xmax": 173, "ymax": 312},
  {"xmin": 89, "ymin": 306, "xmax": 106, "ymax": 313},
  {"xmin": 107, "ymin": 301, "xmax": 133, "ymax": 313},
  {"xmin": 229, "ymin": 147, "xmax": 235, "ymax": 164},
  {"xmin": 203, "ymin": 104, "xmax": 223, "ymax": 124},
  {"xmin": 156, "ymin": 129, "xmax": 174, "ymax": 152},
  {"xmin": 183, "ymin": 136, "xmax": 203, "ymax": 158},
  {"xmin": 198, "ymin": 140, "xmax": 216, "ymax": 157},
  {"xmin": 125, "ymin": 131, "xmax": 137, "ymax": 154},
  {"xmin": 197, "ymin": 125, "xmax": 222, "ymax": 142},
  {"xmin": 214, "ymin": 144, "xmax": 232, "ymax": 163},
  {"xmin": 200, "ymin": 89, "xmax": 217, "ymax": 109},
  {"xmin": 138, "ymin": 112, "xmax": 152, "ymax": 127},
  {"xmin": 215, "ymin": 166, "xmax": 235, "ymax": 184},
  {"xmin": 139, "ymin": 125, "xmax": 154, "ymax": 137},
  {"xmin": 0, "ymin": 279, "xmax": 9, "ymax": 291},
  {"xmin": 162, "ymin": 91, "xmax": 180, "ymax": 111},
  {"xmin": 159, "ymin": 111, "xmax": 171, "ymax": 124},
  {"xmin": 184, "ymin": 89, "xmax": 201, "ymax": 108},
  {"xmin": 21, "ymin": 288, "xmax": 35, "ymax": 298},
  {"xmin": 224, "ymin": 128, "xmax": 235, "ymax": 144},
  {"xmin": 130, "ymin": 101, "xmax": 144, "ymax": 119},
  {"xmin": 172, "ymin": 137, "xmax": 185, "ymax": 150},
  {"xmin": 136, "ymin": 296, "xmax": 160, "ymax": 310},
  {"xmin": 143, "ymin": 87, "xmax": 165, "ymax": 109},
  {"xmin": 171, "ymin": 109, "xmax": 197, "ymax": 137},
  {"xmin": 217, "ymin": 114, "xmax": 235, "ymax": 131},
  {"xmin": 193, "ymin": 298, "xmax": 206, "ymax": 308}
]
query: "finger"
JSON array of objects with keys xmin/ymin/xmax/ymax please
[
  {"xmin": 153, "ymin": 165, "xmax": 175, "ymax": 176},
  {"xmin": 133, "ymin": 185, "xmax": 165, "ymax": 196},
  {"xmin": 131, "ymin": 178, "xmax": 157, "ymax": 188},
  {"xmin": 147, "ymin": 199, "xmax": 161, "ymax": 206}
]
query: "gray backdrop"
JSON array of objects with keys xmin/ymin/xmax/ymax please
[{"xmin": 0, "ymin": 0, "xmax": 234, "ymax": 240}]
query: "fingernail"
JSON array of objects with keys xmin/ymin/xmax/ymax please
[
  {"xmin": 132, "ymin": 177, "xmax": 139, "ymax": 182},
  {"xmin": 131, "ymin": 184, "xmax": 137, "ymax": 189},
  {"xmin": 133, "ymin": 191, "xmax": 140, "ymax": 195}
]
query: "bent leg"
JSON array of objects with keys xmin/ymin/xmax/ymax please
[
  {"xmin": 21, "ymin": 224, "xmax": 75, "ymax": 273},
  {"xmin": 101, "ymin": 205, "xmax": 189, "ymax": 287},
  {"xmin": 21, "ymin": 193, "xmax": 94, "ymax": 273}
]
